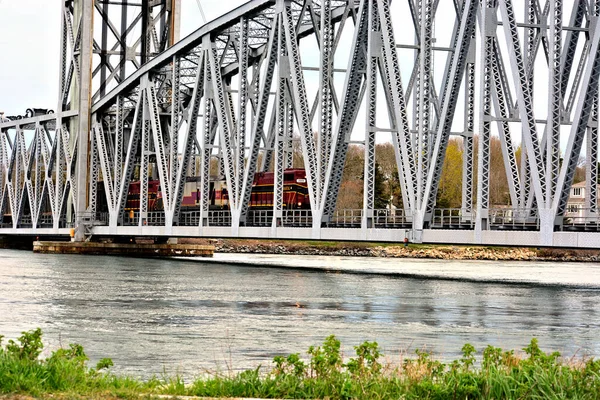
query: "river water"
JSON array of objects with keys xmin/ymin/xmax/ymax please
[{"xmin": 1, "ymin": 248, "xmax": 599, "ymax": 378}]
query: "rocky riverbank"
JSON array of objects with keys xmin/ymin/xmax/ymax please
[{"xmin": 178, "ymin": 238, "xmax": 600, "ymax": 262}]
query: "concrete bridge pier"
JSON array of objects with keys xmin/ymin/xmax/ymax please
[
  {"xmin": 539, "ymin": 209, "xmax": 555, "ymax": 247},
  {"xmin": 411, "ymin": 210, "xmax": 425, "ymax": 244}
]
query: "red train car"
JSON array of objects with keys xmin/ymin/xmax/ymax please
[
  {"xmin": 249, "ymin": 169, "xmax": 310, "ymax": 210},
  {"xmin": 118, "ymin": 168, "xmax": 309, "ymax": 212},
  {"xmin": 123, "ymin": 178, "xmax": 230, "ymax": 211},
  {"xmin": 124, "ymin": 180, "xmax": 161, "ymax": 211}
]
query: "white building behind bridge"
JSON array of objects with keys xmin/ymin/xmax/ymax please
[{"xmin": 566, "ymin": 181, "xmax": 600, "ymax": 220}]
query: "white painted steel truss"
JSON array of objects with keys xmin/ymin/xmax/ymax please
[{"xmin": 1, "ymin": 0, "xmax": 600, "ymax": 248}]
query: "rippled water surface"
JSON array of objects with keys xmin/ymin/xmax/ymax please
[{"xmin": 1, "ymin": 249, "xmax": 600, "ymax": 378}]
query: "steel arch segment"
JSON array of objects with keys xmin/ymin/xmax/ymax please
[
  {"xmin": 545, "ymin": 0, "xmax": 563, "ymax": 207},
  {"xmin": 586, "ymin": 96, "xmax": 599, "ymax": 215},
  {"xmin": 363, "ymin": 0, "xmax": 378, "ymax": 219},
  {"xmin": 38, "ymin": 126, "xmax": 57, "ymax": 219}
]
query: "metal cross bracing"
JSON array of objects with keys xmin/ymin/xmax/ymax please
[{"xmin": 2, "ymin": 0, "xmax": 600, "ymax": 248}]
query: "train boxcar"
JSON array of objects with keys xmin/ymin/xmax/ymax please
[
  {"xmin": 124, "ymin": 180, "xmax": 161, "ymax": 211},
  {"xmin": 176, "ymin": 178, "xmax": 229, "ymax": 210},
  {"xmin": 114, "ymin": 168, "xmax": 309, "ymax": 213},
  {"xmin": 5, "ymin": 169, "xmax": 311, "ymax": 223},
  {"xmin": 249, "ymin": 169, "xmax": 309, "ymax": 209}
]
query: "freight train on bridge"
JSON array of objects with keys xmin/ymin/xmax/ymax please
[{"xmin": 117, "ymin": 169, "xmax": 310, "ymax": 213}]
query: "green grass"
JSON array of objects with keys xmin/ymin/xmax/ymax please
[{"xmin": 1, "ymin": 329, "xmax": 600, "ymax": 399}]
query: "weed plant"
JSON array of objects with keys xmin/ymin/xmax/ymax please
[{"xmin": 1, "ymin": 329, "xmax": 599, "ymax": 399}]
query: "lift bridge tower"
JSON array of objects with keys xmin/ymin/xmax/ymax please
[{"xmin": 59, "ymin": 0, "xmax": 180, "ymax": 239}]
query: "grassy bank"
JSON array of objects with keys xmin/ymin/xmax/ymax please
[{"xmin": 1, "ymin": 329, "xmax": 599, "ymax": 399}]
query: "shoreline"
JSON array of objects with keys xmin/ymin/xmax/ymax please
[{"xmin": 179, "ymin": 238, "xmax": 600, "ymax": 263}]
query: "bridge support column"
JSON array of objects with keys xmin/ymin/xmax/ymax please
[
  {"xmin": 362, "ymin": 210, "xmax": 373, "ymax": 230},
  {"xmin": 270, "ymin": 210, "xmax": 281, "ymax": 237},
  {"xmin": 164, "ymin": 213, "xmax": 173, "ymax": 236},
  {"xmin": 311, "ymin": 210, "xmax": 323, "ymax": 240},
  {"xmin": 539, "ymin": 209, "xmax": 555, "ymax": 247},
  {"xmin": 231, "ymin": 210, "xmax": 240, "ymax": 237},
  {"xmin": 74, "ymin": 0, "xmax": 94, "ymax": 242},
  {"xmin": 109, "ymin": 211, "xmax": 119, "ymax": 234},
  {"xmin": 474, "ymin": 209, "xmax": 488, "ymax": 244},
  {"xmin": 412, "ymin": 210, "xmax": 424, "ymax": 243}
]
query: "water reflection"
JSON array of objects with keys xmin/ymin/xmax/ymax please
[{"xmin": 0, "ymin": 249, "xmax": 599, "ymax": 378}]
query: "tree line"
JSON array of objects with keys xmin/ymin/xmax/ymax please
[
  {"xmin": 335, "ymin": 137, "xmax": 587, "ymax": 210},
  {"xmin": 194, "ymin": 135, "xmax": 587, "ymax": 211}
]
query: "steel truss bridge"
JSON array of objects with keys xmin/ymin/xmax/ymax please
[{"xmin": 1, "ymin": 0, "xmax": 600, "ymax": 248}]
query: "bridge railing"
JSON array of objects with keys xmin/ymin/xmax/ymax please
[
  {"xmin": 145, "ymin": 212, "xmax": 166, "ymax": 226},
  {"xmin": 246, "ymin": 210, "xmax": 272, "ymax": 226},
  {"xmin": 34, "ymin": 207, "xmax": 600, "ymax": 233},
  {"xmin": 15, "ymin": 214, "xmax": 65, "ymax": 229},
  {"xmin": 37, "ymin": 214, "xmax": 55, "ymax": 228},
  {"xmin": 0, "ymin": 216, "xmax": 12, "ymax": 228},
  {"xmin": 282, "ymin": 210, "xmax": 312, "ymax": 227},
  {"xmin": 179, "ymin": 211, "xmax": 200, "ymax": 226},
  {"xmin": 74, "ymin": 212, "xmax": 109, "ymax": 226},
  {"xmin": 207, "ymin": 210, "xmax": 232, "ymax": 226},
  {"xmin": 17, "ymin": 214, "xmax": 33, "ymax": 228},
  {"xmin": 489, "ymin": 208, "xmax": 540, "ymax": 230},
  {"xmin": 431, "ymin": 208, "xmax": 475, "ymax": 229},
  {"xmin": 563, "ymin": 209, "xmax": 600, "ymax": 230},
  {"xmin": 177, "ymin": 210, "xmax": 232, "ymax": 227},
  {"xmin": 324, "ymin": 209, "xmax": 414, "ymax": 228},
  {"xmin": 327, "ymin": 209, "xmax": 362, "ymax": 228},
  {"xmin": 372, "ymin": 209, "xmax": 412, "ymax": 228},
  {"xmin": 123, "ymin": 211, "xmax": 139, "ymax": 226}
]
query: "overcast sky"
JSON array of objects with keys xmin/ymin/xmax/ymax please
[{"xmin": 0, "ymin": 0, "xmax": 245, "ymax": 115}]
